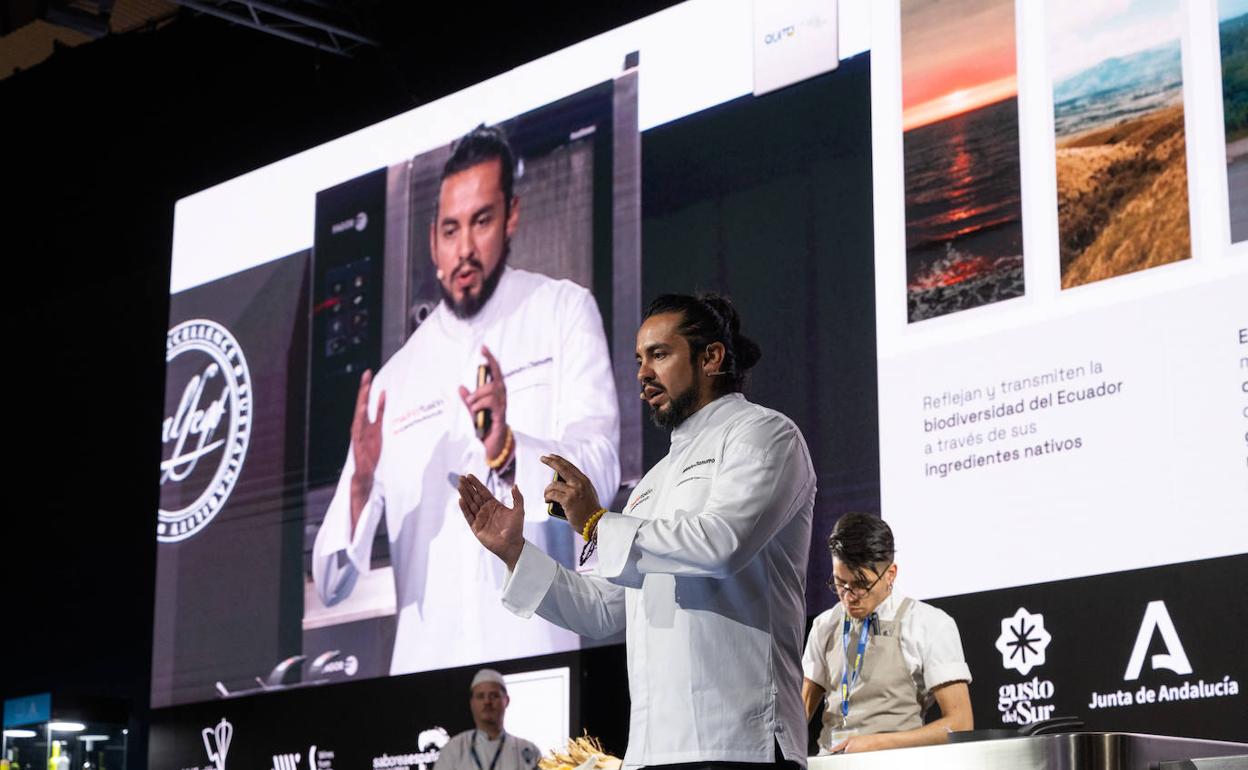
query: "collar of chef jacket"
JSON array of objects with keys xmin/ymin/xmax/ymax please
[{"xmin": 669, "ymin": 392, "xmax": 745, "ymax": 447}]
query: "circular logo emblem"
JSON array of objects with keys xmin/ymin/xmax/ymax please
[{"xmin": 159, "ymin": 319, "xmax": 253, "ymax": 543}]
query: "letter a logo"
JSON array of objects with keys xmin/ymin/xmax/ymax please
[{"xmin": 1123, "ymin": 600, "xmax": 1192, "ymax": 681}]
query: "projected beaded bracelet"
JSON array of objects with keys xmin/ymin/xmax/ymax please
[{"xmin": 486, "ymin": 426, "xmax": 514, "ymax": 470}]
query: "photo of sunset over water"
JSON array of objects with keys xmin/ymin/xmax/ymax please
[
  {"xmin": 901, "ymin": 0, "xmax": 1024, "ymax": 323},
  {"xmin": 1050, "ymin": 0, "xmax": 1191, "ymax": 288}
]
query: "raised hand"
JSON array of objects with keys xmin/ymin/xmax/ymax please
[
  {"xmin": 541, "ymin": 454, "xmax": 602, "ymax": 534},
  {"xmin": 349, "ymin": 369, "xmax": 386, "ymax": 536},
  {"xmin": 458, "ymin": 345, "xmax": 509, "ymax": 461},
  {"xmin": 458, "ymin": 474, "xmax": 526, "ymax": 570}
]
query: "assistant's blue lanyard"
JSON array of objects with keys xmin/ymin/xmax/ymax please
[
  {"xmin": 470, "ymin": 731, "xmax": 506, "ymax": 770},
  {"xmin": 840, "ymin": 615, "xmax": 872, "ymax": 723}
]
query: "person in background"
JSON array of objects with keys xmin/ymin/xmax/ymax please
[
  {"xmin": 433, "ymin": 669, "xmax": 542, "ymax": 770},
  {"xmin": 802, "ymin": 512, "xmax": 973, "ymax": 754}
]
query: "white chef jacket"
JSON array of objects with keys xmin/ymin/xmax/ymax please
[
  {"xmin": 802, "ymin": 592, "xmax": 971, "ymax": 738},
  {"xmin": 433, "ymin": 730, "xmax": 541, "ymax": 770},
  {"xmin": 503, "ymin": 393, "xmax": 816, "ymax": 769},
  {"xmin": 312, "ymin": 267, "xmax": 620, "ymax": 674}
]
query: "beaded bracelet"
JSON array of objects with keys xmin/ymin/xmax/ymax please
[
  {"xmin": 486, "ymin": 425, "xmax": 514, "ymax": 469},
  {"xmin": 578, "ymin": 507, "xmax": 608, "ymax": 566},
  {"xmin": 581, "ymin": 507, "xmax": 607, "ymax": 540}
]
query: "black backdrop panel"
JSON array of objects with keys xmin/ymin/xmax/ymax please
[
  {"xmin": 148, "ymin": 652, "xmax": 582, "ymax": 770},
  {"xmin": 149, "ymin": 557, "xmax": 1246, "ymax": 770},
  {"xmin": 929, "ymin": 554, "xmax": 1247, "ymax": 742}
]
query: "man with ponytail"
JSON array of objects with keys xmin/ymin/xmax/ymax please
[{"xmin": 459, "ymin": 293, "xmax": 816, "ymax": 770}]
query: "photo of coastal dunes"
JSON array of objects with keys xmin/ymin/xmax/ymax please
[
  {"xmin": 901, "ymin": 0, "xmax": 1024, "ymax": 324},
  {"xmin": 1049, "ymin": 0, "xmax": 1191, "ymax": 289},
  {"xmin": 1220, "ymin": 0, "xmax": 1248, "ymax": 243}
]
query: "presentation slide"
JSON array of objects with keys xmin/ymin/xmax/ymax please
[{"xmin": 871, "ymin": 0, "xmax": 1247, "ymax": 600}]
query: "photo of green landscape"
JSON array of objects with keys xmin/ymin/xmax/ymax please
[
  {"xmin": 1220, "ymin": 0, "xmax": 1248, "ymax": 243},
  {"xmin": 1049, "ymin": 0, "xmax": 1191, "ymax": 289}
]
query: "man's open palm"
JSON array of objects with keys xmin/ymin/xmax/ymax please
[{"xmin": 458, "ymin": 474, "xmax": 526, "ymax": 570}]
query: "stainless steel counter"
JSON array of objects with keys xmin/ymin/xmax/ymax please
[{"xmin": 807, "ymin": 732, "xmax": 1247, "ymax": 770}]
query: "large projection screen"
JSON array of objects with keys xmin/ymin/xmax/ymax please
[{"xmin": 151, "ymin": 1, "xmax": 1243, "ymax": 747}]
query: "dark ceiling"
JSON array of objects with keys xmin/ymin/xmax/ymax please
[{"xmin": 1, "ymin": 1, "xmax": 685, "ymax": 81}]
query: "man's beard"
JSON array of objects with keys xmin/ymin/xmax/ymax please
[
  {"xmin": 440, "ymin": 241, "xmax": 509, "ymax": 319},
  {"xmin": 648, "ymin": 383, "xmax": 698, "ymax": 430}
]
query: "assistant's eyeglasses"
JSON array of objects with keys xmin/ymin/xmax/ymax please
[{"xmin": 827, "ymin": 563, "xmax": 892, "ymax": 599}]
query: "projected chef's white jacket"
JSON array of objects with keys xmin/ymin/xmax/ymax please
[{"xmin": 312, "ymin": 267, "xmax": 620, "ymax": 674}]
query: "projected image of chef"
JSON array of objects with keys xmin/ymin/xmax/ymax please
[{"xmin": 312, "ymin": 125, "xmax": 621, "ymax": 674}]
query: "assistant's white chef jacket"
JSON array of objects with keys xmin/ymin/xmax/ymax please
[
  {"xmin": 312, "ymin": 267, "xmax": 620, "ymax": 674},
  {"xmin": 503, "ymin": 393, "xmax": 816, "ymax": 769}
]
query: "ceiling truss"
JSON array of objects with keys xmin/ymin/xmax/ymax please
[{"xmin": 172, "ymin": 0, "xmax": 377, "ymax": 56}]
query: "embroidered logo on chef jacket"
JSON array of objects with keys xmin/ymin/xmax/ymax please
[
  {"xmin": 628, "ymin": 487, "xmax": 654, "ymax": 512},
  {"xmin": 504, "ymin": 356, "xmax": 554, "ymax": 379},
  {"xmin": 675, "ymin": 457, "xmax": 715, "ymax": 488},
  {"xmin": 503, "ymin": 356, "xmax": 554, "ymax": 395},
  {"xmin": 393, "ymin": 399, "xmax": 446, "ymax": 434},
  {"xmin": 159, "ymin": 319, "xmax": 253, "ymax": 543},
  {"xmin": 681, "ymin": 457, "xmax": 715, "ymax": 474}
]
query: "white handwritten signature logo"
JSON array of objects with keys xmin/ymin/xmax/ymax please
[
  {"xmin": 159, "ymin": 319, "xmax": 252, "ymax": 543},
  {"xmin": 162, "ymin": 364, "xmax": 229, "ymax": 482}
]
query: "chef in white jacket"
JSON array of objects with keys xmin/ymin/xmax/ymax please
[
  {"xmin": 312, "ymin": 125, "xmax": 620, "ymax": 675},
  {"xmin": 800, "ymin": 512, "xmax": 973, "ymax": 754},
  {"xmin": 433, "ymin": 669, "xmax": 542, "ymax": 770},
  {"xmin": 459, "ymin": 293, "xmax": 816, "ymax": 770}
]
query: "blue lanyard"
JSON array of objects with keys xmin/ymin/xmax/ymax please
[
  {"xmin": 840, "ymin": 615, "xmax": 873, "ymax": 722},
  {"xmin": 470, "ymin": 731, "xmax": 506, "ymax": 770}
]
